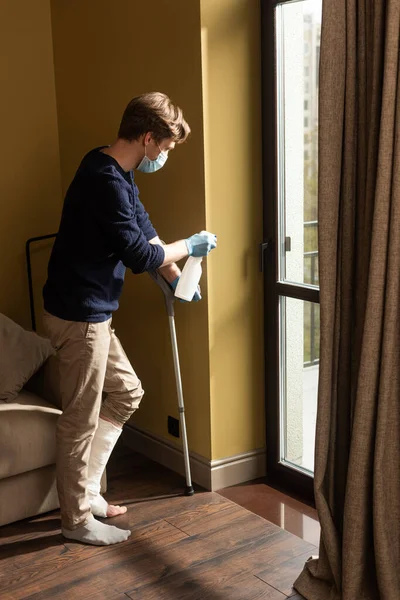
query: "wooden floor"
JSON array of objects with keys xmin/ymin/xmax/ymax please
[
  {"xmin": 219, "ymin": 480, "xmax": 320, "ymax": 547},
  {"xmin": 0, "ymin": 444, "xmax": 317, "ymax": 599}
]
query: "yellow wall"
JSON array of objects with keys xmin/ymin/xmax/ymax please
[
  {"xmin": 50, "ymin": 0, "xmax": 213, "ymax": 458},
  {"xmin": 201, "ymin": 0, "xmax": 265, "ymax": 459},
  {"xmin": 0, "ymin": 0, "xmax": 62, "ymax": 329}
]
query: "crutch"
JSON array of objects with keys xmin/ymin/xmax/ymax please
[{"xmin": 148, "ymin": 270, "xmax": 194, "ymax": 496}]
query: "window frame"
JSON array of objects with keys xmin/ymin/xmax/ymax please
[{"xmin": 261, "ymin": 0, "xmax": 321, "ymax": 505}]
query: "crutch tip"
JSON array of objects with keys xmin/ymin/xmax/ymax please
[{"xmin": 185, "ymin": 485, "xmax": 195, "ymax": 496}]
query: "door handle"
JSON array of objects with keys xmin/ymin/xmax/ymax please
[{"xmin": 259, "ymin": 241, "xmax": 270, "ymax": 272}]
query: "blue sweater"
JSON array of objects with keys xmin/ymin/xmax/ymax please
[{"xmin": 43, "ymin": 147, "xmax": 165, "ymax": 322}]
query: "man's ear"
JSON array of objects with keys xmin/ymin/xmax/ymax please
[{"xmin": 143, "ymin": 132, "xmax": 152, "ymax": 146}]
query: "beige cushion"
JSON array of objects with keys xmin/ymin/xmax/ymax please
[
  {"xmin": 0, "ymin": 390, "xmax": 61, "ymax": 478},
  {"xmin": 0, "ymin": 313, "xmax": 55, "ymax": 402}
]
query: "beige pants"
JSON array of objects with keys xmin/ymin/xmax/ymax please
[{"xmin": 42, "ymin": 311, "xmax": 143, "ymax": 530}]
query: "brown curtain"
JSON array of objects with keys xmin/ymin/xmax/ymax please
[{"xmin": 294, "ymin": 1, "xmax": 400, "ymax": 599}]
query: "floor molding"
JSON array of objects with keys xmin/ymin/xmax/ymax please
[{"xmin": 122, "ymin": 424, "xmax": 266, "ymax": 491}]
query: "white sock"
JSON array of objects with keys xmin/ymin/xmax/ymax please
[
  {"xmin": 62, "ymin": 514, "xmax": 131, "ymax": 546},
  {"xmin": 87, "ymin": 417, "xmax": 122, "ymax": 517}
]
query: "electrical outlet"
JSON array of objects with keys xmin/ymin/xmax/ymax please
[{"xmin": 168, "ymin": 416, "xmax": 180, "ymax": 438}]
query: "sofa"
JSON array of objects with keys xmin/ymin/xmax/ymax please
[
  {"xmin": 0, "ymin": 316, "xmax": 106, "ymax": 527},
  {"xmin": 0, "ymin": 378, "xmax": 61, "ymax": 527}
]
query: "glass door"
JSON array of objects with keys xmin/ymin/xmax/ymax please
[{"xmin": 261, "ymin": 0, "xmax": 322, "ymax": 503}]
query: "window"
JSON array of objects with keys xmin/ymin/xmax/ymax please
[
  {"xmin": 262, "ymin": 0, "xmax": 322, "ymax": 496},
  {"xmin": 275, "ymin": 0, "xmax": 321, "ymax": 476}
]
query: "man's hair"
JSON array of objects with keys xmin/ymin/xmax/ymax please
[{"xmin": 118, "ymin": 92, "xmax": 190, "ymax": 143}]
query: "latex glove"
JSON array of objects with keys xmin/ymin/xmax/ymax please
[
  {"xmin": 170, "ymin": 277, "xmax": 201, "ymax": 302},
  {"xmin": 185, "ymin": 231, "xmax": 217, "ymax": 257}
]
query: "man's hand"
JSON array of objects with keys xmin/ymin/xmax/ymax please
[{"xmin": 148, "ymin": 231, "xmax": 217, "ymax": 268}]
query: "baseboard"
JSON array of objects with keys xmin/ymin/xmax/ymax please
[
  {"xmin": 122, "ymin": 424, "xmax": 266, "ymax": 491},
  {"xmin": 210, "ymin": 450, "xmax": 267, "ymax": 491}
]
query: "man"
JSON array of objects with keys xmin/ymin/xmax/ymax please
[{"xmin": 42, "ymin": 92, "xmax": 217, "ymax": 546}]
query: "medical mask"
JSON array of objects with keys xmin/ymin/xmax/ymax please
[{"xmin": 136, "ymin": 144, "xmax": 168, "ymax": 173}]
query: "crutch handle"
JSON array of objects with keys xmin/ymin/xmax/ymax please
[{"xmin": 148, "ymin": 270, "xmax": 175, "ymax": 317}]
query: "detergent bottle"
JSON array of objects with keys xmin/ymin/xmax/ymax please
[{"xmin": 174, "ymin": 256, "xmax": 203, "ymax": 301}]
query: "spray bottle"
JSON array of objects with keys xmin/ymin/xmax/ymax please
[{"xmin": 174, "ymin": 256, "xmax": 203, "ymax": 301}]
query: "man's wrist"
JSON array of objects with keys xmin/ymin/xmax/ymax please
[{"xmin": 184, "ymin": 238, "xmax": 193, "ymax": 255}]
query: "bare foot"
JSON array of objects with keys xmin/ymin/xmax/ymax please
[
  {"xmin": 106, "ymin": 504, "xmax": 128, "ymax": 517},
  {"xmin": 89, "ymin": 494, "xmax": 127, "ymax": 518}
]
